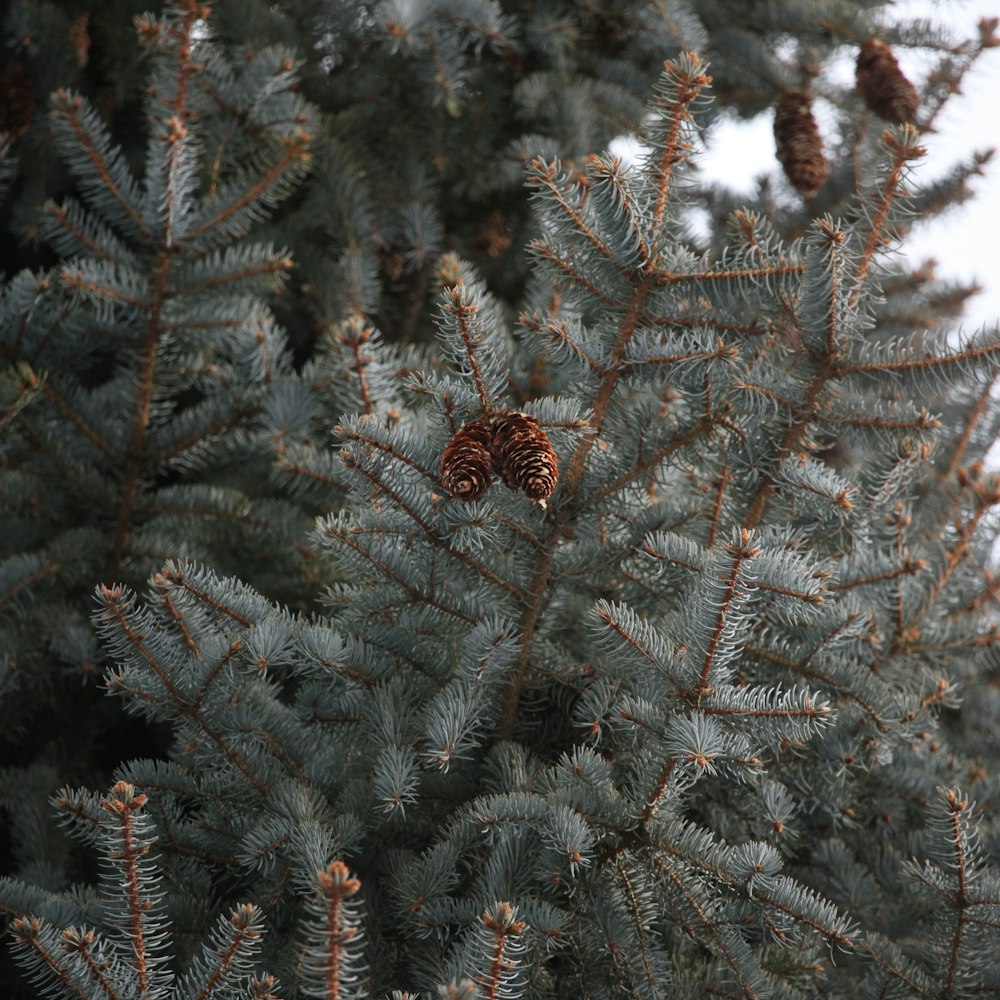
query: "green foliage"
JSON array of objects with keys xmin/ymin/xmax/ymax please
[
  {"xmin": 2, "ymin": 1, "xmax": 1000, "ymax": 997},
  {"xmin": 9, "ymin": 781, "xmax": 279, "ymax": 1000}
]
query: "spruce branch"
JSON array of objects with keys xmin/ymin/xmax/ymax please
[
  {"xmin": 651, "ymin": 262, "xmax": 803, "ymax": 287},
  {"xmin": 442, "ymin": 285, "xmax": 498, "ymax": 412},
  {"xmin": 99, "ymin": 784, "xmax": 158, "ymax": 997},
  {"xmin": 184, "ymin": 135, "xmax": 312, "ymax": 245},
  {"xmin": 645, "ymin": 828, "xmax": 858, "ymax": 951},
  {"xmin": 38, "ymin": 379, "xmax": 117, "ymax": 457},
  {"xmin": 96, "ymin": 584, "xmax": 270, "ymax": 796},
  {"xmin": 300, "ymin": 861, "xmax": 366, "ymax": 1000},
  {"xmin": 518, "ymin": 311, "xmax": 605, "ymax": 376},
  {"xmin": 338, "ymin": 317, "xmax": 379, "ymax": 417},
  {"xmin": 49, "ymin": 90, "xmax": 148, "ymax": 238},
  {"xmin": 646, "ymin": 852, "xmax": 768, "ymax": 998},
  {"xmin": 526, "ymin": 159, "xmax": 619, "ymax": 269},
  {"xmin": 647, "ymin": 53, "xmax": 711, "ymax": 232},
  {"xmin": 741, "ymin": 635, "xmax": 891, "ymax": 736},
  {"xmin": 9, "ymin": 919, "xmax": 97, "ymax": 1000},
  {"xmin": 43, "ymin": 200, "xmax": 121, "ymax": 264},
  {"xmin": 59, "ymin": 928, "xmax": 125, "ymax": 1000},
  {"xmin": 337, "ymin": 448, "xmax": 529, "ymax": 603},
  {"xmin": 690, "ymin": 528, "xmax": 760, "ymax": 699},
  {"xmin": 153, "ymin": 563, "xmax": 255, "ymax": 629},
  {"xmin": 848, "ymin": 125, "xmax": 926, "ymax": 310},
  {"xmin": 589, "ymin": 413, "xmax": 720, "ymax": 505},
  {"xmin": 525, "ymin": 242, "xmax": 622, "ymax": 306},
  {"xmin": 469, "ymin": 902, "xmax": 527, "ymax": 1000},
  {"xmin": 315, "ymin": 515, "xmax": 480, "ymax": 626},
  {"xmin": 18, "ymin": 417, "xmax": 114, "ymax": 510},
  {"xmin": 0, "ymin": 556, "xmax": 62, "ymax": 612},
  {"xmin": 943, "ymin": 374, "xmax": 998, "ymax": 480},
  {"xmin": 502, "ymin": 53, "xmax": 774, "ymax": 734},
  {"xmin": 109, "ymin": 245, "xmax": 169, "ymax": 577},
  {"xmin": 336, "ymin": 417, "xmax": 440, "ymax": 485}
]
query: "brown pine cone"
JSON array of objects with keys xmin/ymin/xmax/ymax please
[
  {"xmin": 0, "ymin": 62, "xmax": 35, "ymax": 141},
  {"xmin": 773, "ymin": 90, "xmax": 829, "ymax": 198},
  {"xmin": 490, "ymin": 410, "xmax": 558, "ymax": 503},
  {"xmin": 440, "ymin": 418, "xmax": 494, "ymax": 500},
  {"xmin": 856, "ymin": 39, "xmax": 919, "ymax": 124}
]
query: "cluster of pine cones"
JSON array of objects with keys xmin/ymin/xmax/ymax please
[
  {"xmin": 440, "ymin": 410, "xmax": 558, "ymax": 505},
  {"xmin": 436, "ymin": 39, "xmax": 920, "ymax": 509},
  {"xmin": 775, "ymin": 37, "xmax": 920, "ymax": 198}
]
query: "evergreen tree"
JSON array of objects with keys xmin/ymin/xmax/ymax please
[{"xmin": 2, "ymin": 1, "xmax": 1000, "ymax": 996}]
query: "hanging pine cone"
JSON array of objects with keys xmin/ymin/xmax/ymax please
[
  {"xmin": 0, "ymin": 62, "xmax": 35, "ymax": 141},
  {"xmin": 440, "ymin": 418, "xmax": 494, "ymax": 500},
  {"xmin": 773, "ymin": 89, "xmax": 829, "ymax": 198},
  {"xmin": 490, "ymin": 410, "xmax": 558, "ymax": 503},
  {"xmin": 856, "ymin": 39, "xmax": 919, "ymax": 124}
]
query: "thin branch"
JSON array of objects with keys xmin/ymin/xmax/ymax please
[
  {"xmin": 99, "ymin": 585, "xmax": 269, "ymax": 794},
  {"xmin": 693, "ymin": 529, "xmax": 759, "ymax": 698},
  {"xmin": 848, "ymin": 127, "xmax": 925, "ymax": 310},
  {"xmin": 51, "ymin": 92, "xmax": 149, "ymax": 236}
]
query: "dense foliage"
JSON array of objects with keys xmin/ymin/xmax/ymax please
[{"xmin": 2, "ymin": 1, "xmax": 999, "ymax": 996}]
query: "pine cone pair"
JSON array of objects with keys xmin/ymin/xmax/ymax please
[
  {"xmin": 856, "ymin": 38, "xmax": 919, "ymax": 125},
  {"xmin": 440, "ymin": 410, "xmax": 558, "ymax": 504}
]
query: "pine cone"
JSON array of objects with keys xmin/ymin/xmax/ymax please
[
  {"xmin": 0, "ymin": 62, "xmax": 35, "ymax": 141},
  {"xmin": 440, "ymin": 418, "xmax": 495, "ymax": 500},
  {"xmin": 773, "ymin": 90, "xmax": 829, "ymax": 198},
  {"xmin": 856, "ymin": 39, "xmax": 919, "ymax": 124},
  {"xmin": 490, "ymin": 411, "xmax": 558, "ymax": 503}
]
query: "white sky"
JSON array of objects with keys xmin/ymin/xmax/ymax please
[{"xmin": 692, "ymin": 0, "xmax": 1000, "ymax": 334}]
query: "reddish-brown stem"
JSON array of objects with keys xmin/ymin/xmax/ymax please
[
  {"xmin": 590, "ymin": 415, "xmax": 718, "ymax": 504},
  {"xmin": 45, "ymin": 201, "xmax": 118, "ymax": 262},
  {"xmin": 108, "ymin": 7, "xmax": 210, "ymax": 574},
  {"xmin": 103, "ymin": 789, "xmax": 152, "ymax": 995},
  {"xmin": 706, "ymin": 463, "xmax": 729, "ymax": 547},
  {"xmin": 191, "ymin": 908, "xmax": 260, "ymax": 1000},
  {"xmin": 443, "ymin": 288, "xmax": 494, "ymax": 411},
  {"xmin": 944, "ymin": 791, "xmax": 970, "ymax": 995},
  {"xmin": 528, "ymin": 159, "xmax": 617, "ymax": 265},
  {"xmin": 640, "ymin": 757, "xmax": 676, "ymax": 826},
  {"xmin": 0, "ymin": 558, "xmax": 61, "ymax": 610},
  {"xmin": 155, "ymin": 564, "xmax": 253, "ymax": 626},
  {"xmin": 944, "ymin": 375, "xmax": 997, "ymax": 481},
  {"xmin": 480, "ymin": 905, "xmax": 526, "ymax": 1000},
  {"xmin": 616, "ymin": 864, "xmax": 658, "ymax": 991},
  {"xmin": 744, "ymin": 641, "xmax": 888, "ymax": 734},
  {"xmin": 849, "ymin": 130, "xmax": 924, "ymax": 309},
  {"xmin": 528, "ymin": 243, "xmax": 622, "ymax": 305},
  {"xmin": 180, "ymin": 257, "xmax": 292, "ymax": 295},
  {"xmin": 317, "ymin": 862, "xmax": 361, "ymax": 1000},
  {"xmin": 496, "ymin": 532, "xmax": 560, "ymax": 736},
  {"xmin": 651, "ymin": 61, "xmax": 710, "ymax": 228},
  {"xmin": 68, "ymin": 932, "xmax": 125, "ymax": 1000}
]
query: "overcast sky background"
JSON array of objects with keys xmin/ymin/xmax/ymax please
[{"xmin": 693, "ymin": 0, "xmax": 1000, "ymax": 334}]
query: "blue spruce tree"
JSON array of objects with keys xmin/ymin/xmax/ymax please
[{"xmin": 2, "ymin": 1, "xmax": 1000, "ymax": 997}]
